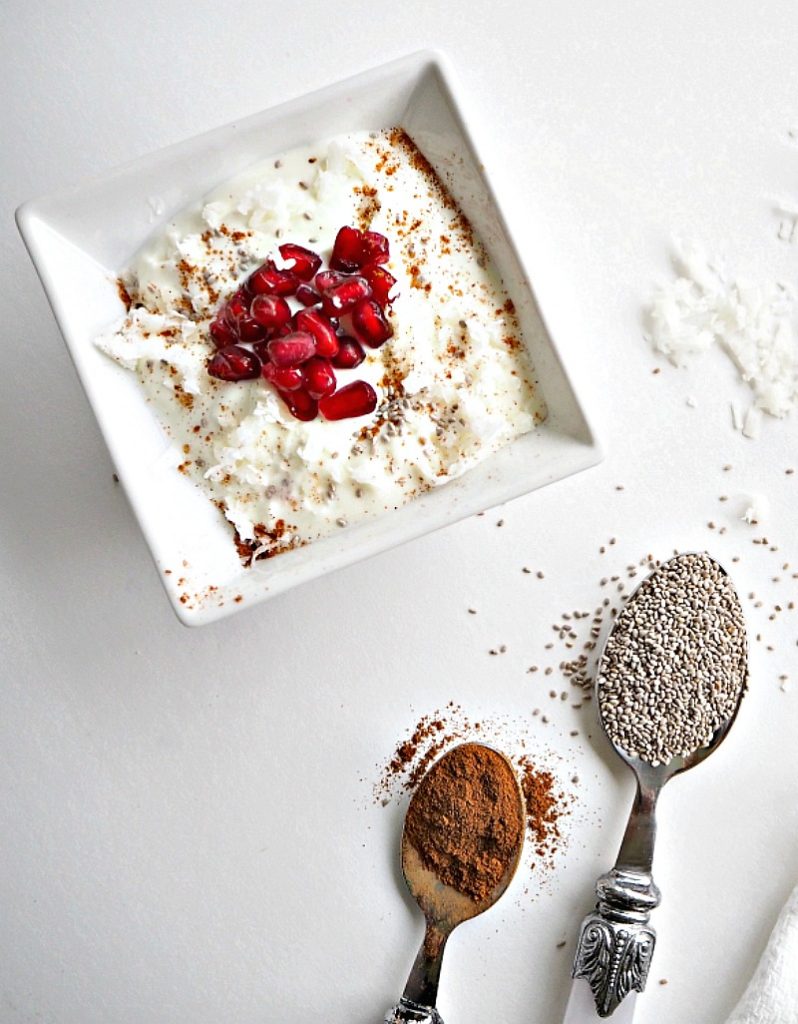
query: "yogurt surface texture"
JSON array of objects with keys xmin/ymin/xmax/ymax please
[{"xmin": 97, "ymin": 129, "xmax": 546, "ymax": 562}]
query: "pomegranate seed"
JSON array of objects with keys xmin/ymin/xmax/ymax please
[
  {"xmin": 303, "ymin": 357, "xmax": 337, "ymax": 399},
  {"xmin": 238, "ymin": 316, "xmax": 267, "ymax": 342},
  {"xmin": 296, "ymin": 284, "xmax": 321, "ymax": 307},
  {"xmin": 321, "ymin": 276, "xmax": 372, "ymax": 317},
  {"xmin": 361, "ymin": 264, "xmax": 397, "ymax": 306},
  {"xmin": 248, "ymin": 261, "xmax": 300, "ymax": 296},
  {"xmin": 314, "ymin": 269, "xmax": 348, "ymax": 293},
  {"xmin": 206, "ymin": 231, "xmax": 394, "ymax": 397},
  {"xmin": 330, "ymin": 226, "xmax": 365, "ymax": 272},
  {"xmin": 224, "ymin": 289, "xmax": 266, "ymax": 341},
  {"xmin": 250, "ymin": 294, "xmax": 291, "ymax": 332},
  {"xmin": 263, "ymin": 363, "xmax": 305, "ymax": 391},
  {"xmin": 278, "ymin": 243, "xmax": 322, "ymax": 281},
  {"xmin": 319, "ymin": 380, "xmax": 377, "ymax": 421},
  {"xmin": 279, "ymin": 388, "xmax": 318, "ymax": 421},
  {"xmin": 251, "ymin": 339, "xmax": 271, "ymax": 362},
  {"xmin": 252, "ymin": 326, "xmax": 289, "ymax": 364},
  {"xmin": 332, "ymin": 337, "xmax": 366, "ymax": 369},
  {"xmin": 295, "ymin": 308, "xmax": 340, "ymax": 358},
  {"xmin": 361, "ymin": 230, "xmax": 389, "ymax": 266},
  {"xmin": 224, "ymin": 290, "xmax": 249, "ymax": 322},
  {"xmin": 267, "ymin": 331, "xmax": 316, "ymax": 367},
  {"xmin": 352, "ymin": 299, "xmax": 393, "ymax": 347},
  {"xmin": 209, "ymin": 317, "xmax": 237, "ymax": 349},
  {"xmin": 207, "ymin": 345, "xmax": 261, "ymax": 382}
]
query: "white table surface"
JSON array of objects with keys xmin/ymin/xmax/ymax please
[{"xmin": 3, "ymin": 3, "xmax": 798, "ymax": 1023}]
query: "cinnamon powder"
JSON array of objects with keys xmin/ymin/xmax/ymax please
[
  {"xmin": 377, "ymin": 706, "xmax": 573, "ymax": 890},
  {"xmin": 517, "ymin": 757, "xmax": 563, "ymax": 861},
  {"xmin": 404, "ymin": 744, "xmax": 524, "ymax": 903}
]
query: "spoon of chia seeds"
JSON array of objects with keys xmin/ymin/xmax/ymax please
[
  {"xmin": 384, "ymin": 742, "xmax": 525, "ymax": 1024},
  {"xmin": 563, "ymin": 551, "xmax": 748, "ymax": 1021}
]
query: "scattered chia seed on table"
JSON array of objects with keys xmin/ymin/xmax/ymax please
[{"xmin": 597, "ymin": 552, "xmax": 748, "ymax": 766}]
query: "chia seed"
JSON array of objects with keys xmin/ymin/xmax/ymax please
[{"xmin": 597, "ymin": 553, "xmax": 748, "ymax": 766}]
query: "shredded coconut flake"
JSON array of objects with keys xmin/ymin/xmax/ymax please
[
  {"xmin": 741, "ymin": 493, "xmax": 769, "ymax": 525},
  {"xmin": 646, "ymin": 242, "xmax": 798, "ymax": 433},
  {"xmin": 742, "ymin": 406, "xmax": 762, "ymax": 439}
]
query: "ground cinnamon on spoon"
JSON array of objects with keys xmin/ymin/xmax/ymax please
[
  {"xmin": 377, "ymin": 705, "xmax": 574, "ymax": 891},
  {"xmin": 403, "ymin": 744, "xmax": 524, "ymax": 903}
]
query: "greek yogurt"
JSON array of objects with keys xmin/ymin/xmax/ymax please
[{"xmin": 96, "ymin": 129, "xmax": 546, "ymax": 563}]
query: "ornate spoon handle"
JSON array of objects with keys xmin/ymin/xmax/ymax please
[
  {"xmin": 563, "ymin": 978, "xmax": 638, "ymax": 1023},
  {"xmin": 570, "ymin": 779, "xmax": 662, "ymax": 1017}
]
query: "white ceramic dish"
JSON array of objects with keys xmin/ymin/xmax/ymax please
[{"xmin": 16, "ymin": 50, "xmax": 601, "ymax": 626}]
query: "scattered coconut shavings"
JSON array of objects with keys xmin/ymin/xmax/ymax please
[
  {"xmin": 743, "ymin": 406, "xmax": 763, "ymax": 439},
  {"xmin": 646, "ymin": 242, "xmax": 798, "ymax": 430},
  {"xmin": 742, "ymin": 493, "xmax": 769, "ymax": 525}
]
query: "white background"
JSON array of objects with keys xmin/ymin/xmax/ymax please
[{"xmin": 3, "ymin": 2, "xmax": 798, "ymax": 1023}]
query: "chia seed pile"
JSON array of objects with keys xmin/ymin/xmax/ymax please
[{"xmin": 597, "ymin": 552, "xmax": 748, "ymax": 766}]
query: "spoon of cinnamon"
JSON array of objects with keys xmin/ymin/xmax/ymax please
[{"xmin": 384, "ymin": 742, "xmax": 526, "ymax": 1024}]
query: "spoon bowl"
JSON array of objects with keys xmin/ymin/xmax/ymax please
[
  {"xmin": 598, "ymin": 553, "xmax": 748, "ymax": 788},
  {"xmin": 615, "ymin": 710, "xmax": 741, "ymax": 789},
  {"xmin": 386, "ymin": 742, "xmax": 525, "ymax": 1024}
]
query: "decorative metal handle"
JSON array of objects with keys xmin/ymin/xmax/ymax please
[
  {"xmin": 384, "ymin": 997, "xmax": 444, "ymax": 1023},
  {"xmin": 571, "ymin": 867, "xmax": 660, "ymax": 1018},
  {"xmin": 571, "ymin": 774, "xmax": 664, "ymax": 1018}
]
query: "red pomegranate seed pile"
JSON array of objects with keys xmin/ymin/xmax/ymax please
[{"xmin": 206, "ymin": 229, "xmax": 397, "ymax": 421}]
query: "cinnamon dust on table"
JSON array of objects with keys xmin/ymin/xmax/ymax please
[
  {"xmin": 516, "ymin": 758, "xmax": 564, "ymax": 867},
  {"xmin": 384, "ymin": 704, "xmax": 466, "ymax": 792}
]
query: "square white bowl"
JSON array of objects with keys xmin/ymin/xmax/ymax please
[{"xmin": 17, "ymin": 50, "xmax": 602, "ymax": 626}]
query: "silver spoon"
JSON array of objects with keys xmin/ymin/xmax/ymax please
[
  {"xmin": 565, "ymin": 552, "xmax": 748, "ymax": 1020},
  {"xmin": 385, "ymin": 742, "xmax": 525, "ymax": 1024}
]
